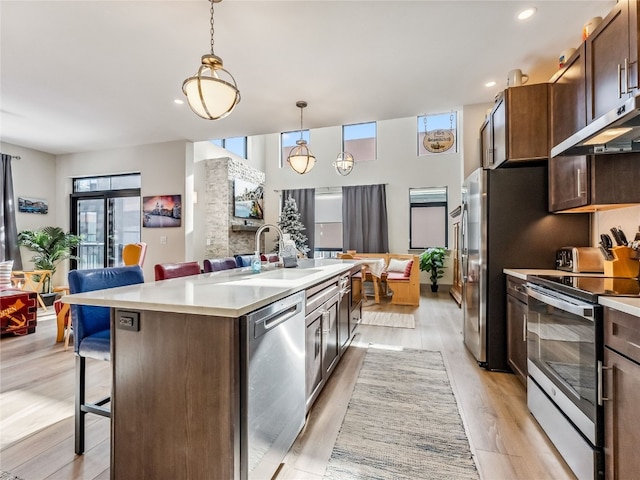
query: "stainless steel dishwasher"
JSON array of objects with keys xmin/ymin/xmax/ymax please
[{"xmin": 240, "ymin": 291, "xmax": 306, "ymax": 480}]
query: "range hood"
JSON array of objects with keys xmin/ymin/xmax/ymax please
[{"xmin": 551, "ymin": 95, "xmax": 640, "ymax": 157}]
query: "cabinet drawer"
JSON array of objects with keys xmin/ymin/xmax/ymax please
[
  {"xmin": 604, "ymin": 307, "xmax": 640, "ymax": 364},
  {"xmin": 506, "ymin": 275, "xmax": 528, "ymax": 304}
]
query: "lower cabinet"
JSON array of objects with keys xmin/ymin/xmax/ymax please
[
  {"xmin": 506, "ymin": 275, "xmax": 528, "ymax": 386},
  {"xmin": 603, "ymin": 307, "xmax": 640, "ymax": 479},
  {"xmin": 304, "ymin": 277, "xmax": 341, "ymax": 411}
]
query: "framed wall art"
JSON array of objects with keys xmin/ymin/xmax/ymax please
[
  {"xmin": 142, "ymin": 195, "xmax": 181, "ymax": 228},
  {"xmin": 18, "ymin": 196, "xmax": 48, "ymax": 214}
]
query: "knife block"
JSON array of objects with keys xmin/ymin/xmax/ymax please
[{"xmin": 604, "ymin": 246, "xmax": 640, "ymax": 278}]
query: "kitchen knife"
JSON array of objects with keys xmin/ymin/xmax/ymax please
[
  {"xmin": 618, "ymin": 227, "xmax": 628, "ymax": 245},
  {"xmin": 610, "ymin": 228, "xmax": 624, "ymax": 246},
  {"xmin": 601, "ymin": 233, "xmax": 613, "ymax": 250},
  {"xmin": 599, "ymin": 244, "xmax": 614, "ymax": 260}
]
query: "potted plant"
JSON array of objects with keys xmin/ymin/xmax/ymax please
[
  {"xmin": 17, "ymin": 226, "xmax": 82, "ymax": 304},
  {"xmin": 419, "ymin": 247, "xmax": 448, "ymax": 292}
]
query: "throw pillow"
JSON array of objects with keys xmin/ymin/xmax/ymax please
[
  {"xmin": 0, "ymin": 260, "xmax": 14, "ymax": 287},
  {"xmin": 387, "ymin": 258, "xmax": 410, "ymax": 273},
  {"xmin": 404, "ymin": 260, "xmax": 414, "ymax": 277}
]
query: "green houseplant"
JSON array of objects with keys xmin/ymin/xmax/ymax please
[
  {"xmin": 17, "ymin": 226, "xmax": 82, "ymax": 295},
  {"xmin": 419, "ymin": 247, "xmax": 448, "ymax": 292}
]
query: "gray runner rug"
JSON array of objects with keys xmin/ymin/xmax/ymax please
[
  {"xmin": 360, "ymin": 311, "xmax": 415, "ymax": 329},
  {"xmin": 324, "ymin": 348, "xmax": 479, "ymax": 480}
]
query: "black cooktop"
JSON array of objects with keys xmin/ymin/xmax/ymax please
[{"xmin": 527, "ymin": 274, "xmax": 640, "ymax": 303}]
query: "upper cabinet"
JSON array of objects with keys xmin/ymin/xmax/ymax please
[
  {"xmin": 586, "ymin": 0, "xmax": 637, "ymax": 123},
  {"xmin": 480, "ymin": 84, "xmax": 549, "ymax": 169}
]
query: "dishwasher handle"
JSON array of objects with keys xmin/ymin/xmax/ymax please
[{"xmin": 254, "ymin": 303, "xmax": 301, "ymax": 339}]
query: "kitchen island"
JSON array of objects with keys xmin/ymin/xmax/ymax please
[{"xmin": 63, "ymin": 258, "xmax": 360, "ymax": 480}]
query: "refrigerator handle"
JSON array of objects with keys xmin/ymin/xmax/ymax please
[{"xmin": 460, "ymin": 207, "xmax": 468, "ymax": 281}]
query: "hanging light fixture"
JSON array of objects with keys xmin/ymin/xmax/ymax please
[
  {"xmin": 333, "ymin": 151, "xmax": 354, "ymax": 176},
  {"xmin": 287, "ymin": 101, "xmax": 316, "ymax": 174},
  {"xmin": 182, "ymin": 0, "xmax": 240, "ymax": 120}
]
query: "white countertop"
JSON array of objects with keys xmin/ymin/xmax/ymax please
[
  {"xmin": 63, "ymin": 259, "xmax": 358, "ymax": 317},
  {"xmin": 504, "ymin": 268, "xmax": 640, "ymax": 317}
]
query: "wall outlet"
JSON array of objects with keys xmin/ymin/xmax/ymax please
[{"xmin": 160, "ymin": 235, "xmax": 167, "ymax": 245}]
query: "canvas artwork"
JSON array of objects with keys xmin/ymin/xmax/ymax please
[
  {"xmin": 143, "ymin": 195, "xmax": 181, "ymax": 228},
  {"xmin": 234, "ymin": 179, "xmax": 264, "ymax": 220},
  {"xmin": 18, "ymin": 196, "xmax": 48, "ymax": 214}
]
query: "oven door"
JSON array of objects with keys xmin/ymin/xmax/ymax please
[{"xmin": 526, "ymin": 284, "xmax": 603, "ymax": 446}]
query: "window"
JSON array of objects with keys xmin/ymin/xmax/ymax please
[
  {"xmin": 409, "ymin": 187, "xmax": 448, "ymax": 249},
  {"xmin": 343, "ymin": 122, "xmax": 376, "ymax": 162},
  {"xmin": 210, "ymin": 136, "xmax": 247, "ymax": 158},
  {"xmin": 280, "ymin": 130, "xmax": 310, "ymax": 168},
  {"xmin": 417, "ymin": 112, "xmax": 457, "ymax": 156},
  {"xmin": 314, "ymin": 189, "xmax": 343, "ymax": 258},
  {"xmin": 73, "ymin": 173, "xmax": 141, "ymax": 192}
]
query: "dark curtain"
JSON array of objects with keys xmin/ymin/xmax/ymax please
[
  {"xmin": 342, "ymin": 184, "xmax": 389, "ymax": 253},
  {"xmin": 1, "ymin": 154, "xmax": 23, "ymax": 268},
  {"xmin": 282, "ymin": 188, "xmax": 315, "ymax": 257}
]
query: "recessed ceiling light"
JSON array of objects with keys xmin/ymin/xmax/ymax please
[
  {"xmin": 485, "ymin": 81, "xmax": 497, "ymax": 88},
  {"xmin": 174, "ymin": 99, "xmax": 184, "ymax": 105},
  {"xmin": 517, "ymin": 7, "xmax": 536, "ymax": 20}
]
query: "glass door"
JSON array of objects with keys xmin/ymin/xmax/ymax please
[{"xmin": 71, "ymin": 174, "xmax": 141, "ymax": 269}]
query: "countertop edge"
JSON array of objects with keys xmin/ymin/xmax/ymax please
[
  {"xmin": 598, "ymin": 297, "xmax": 640, "ymax": 317},
  {"xmin": 62, "ymin": 260, "xmax": 359, "ymax": 317}
]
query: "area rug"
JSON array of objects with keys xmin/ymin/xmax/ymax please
[
  {"xmin": 0, "ymin": 472, "xmax": 25, "ymax": 480},
  {"xmin": 323, "ymin": 348, "xmax": 478, "ymax": 480},
  {"xmin": 360, "ymin": 311, "xmax": 415, "ymax": 329}
]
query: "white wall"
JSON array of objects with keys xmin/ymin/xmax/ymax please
[
  {"xmin": 56, "ymin": 141, "xmax": 188, "ymax": 281},
  {"xmin": 1, "ymin": 142, "xmax": 57, "ymax": 271}
]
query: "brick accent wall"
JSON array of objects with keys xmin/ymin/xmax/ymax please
[{"xmin": 204, "ymin": 157, "xmax": 265, "ymax": 258}]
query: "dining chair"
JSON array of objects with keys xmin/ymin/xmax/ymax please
[
  {"xmin": 122, "ymin": 242, "xmax": 147, "ymax": 267},
  {"xmin": 203, "ymin": 257, "xmax": 237, "ymax": 272},
  {"xmin": 154, "ymin": 261, "xmax": 201, "ymax": 281},
  {"xmin": 68, "ymin": 265, "xmax": 145, "ymax": 455}
]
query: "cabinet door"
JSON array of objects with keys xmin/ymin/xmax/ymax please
[
  {"xmin": 480, "ymin": 118, "xmax": 493, "ymax": 168},
  {"xmin": 305, "ymin": 313, "xmax": 323, "ymax": 405},
  {"xmin": 551, "ymin": 44, "xmax": 587, "ymax": 147},
  {"xmin": 604, "ymin": 347, "xmax": 640, "ymax": 480},
  {"xmin": 322, "ymin": 299, "xmax": 339, "ymax": 376},
  {"xmin": 548, "ymin": 155, "xmax": 589, "ymax": 212},
  {"xmin": 506, "ymin": 294, "xmax": 527, "ymax": 386},
  {"xmin": 587, "ymin": 0, "xmax": 631, "ymax": 122},
  {"xmin": 491, "ymin": 96, "xmax": 506, "ymax": 167},
  {"xmin": 505, "ymin": 84, "xmax": 549, "ymax": 162}
]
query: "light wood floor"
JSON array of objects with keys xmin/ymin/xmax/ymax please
[{"xmin": 0, "ymin": 291, "xmax": 576, "ymax": 480}]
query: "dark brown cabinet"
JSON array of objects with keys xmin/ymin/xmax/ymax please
[
  {"xmin": 603, "ymin": 306, "xmax": 640, "ymax": 480},
  {"xmin": 549, "ymin": 153, "xmax": 640, "ymax": 212},
  {"xmin": 586, "ymin": 0, "xmax": 638, "ymax": 123},
  {"xmin": 506, "ymin": 275, "xmax": 527, "ymax": 386},
  {"xmin": 481, "ymin": 84, "xmax": 549, "ymax": 169}
]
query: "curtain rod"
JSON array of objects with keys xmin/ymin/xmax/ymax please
[
  {"xmin": 273, "ymin": 183, "xmax": 389, "ymax": 193},
  {"xmin": 1, "ymin": 153, "xmax": 21, "ymax": 160}
]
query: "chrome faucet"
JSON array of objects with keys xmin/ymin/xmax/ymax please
[{"xmin": 255, "ymin": 224, "xmax": 284, "ymax": 257}]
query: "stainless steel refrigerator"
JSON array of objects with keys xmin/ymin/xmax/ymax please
[{"xmin": 461, "ymin": 166, "xmax": 590, "ymax": 371}]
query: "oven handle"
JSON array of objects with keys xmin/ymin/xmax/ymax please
[{"xmin": 526, "ymin": 286, "xmax": 595, "ymax": 319}]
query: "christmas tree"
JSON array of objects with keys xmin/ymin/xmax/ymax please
[{"xmin": 276, "ymin": 196, "xmax": 310, "ymax": 256}]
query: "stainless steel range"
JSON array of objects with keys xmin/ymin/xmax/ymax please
[{"xmin": 525, "ymin": 275, "xmax": 640, "ymax": 480}]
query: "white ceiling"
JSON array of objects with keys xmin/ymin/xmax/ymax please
[{"xmin": 0, "ymin": 0, "xmax": 615, "ymax": 156}]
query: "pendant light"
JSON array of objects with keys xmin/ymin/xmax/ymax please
[
  {"xmin": 182, "ymin": 0, "xmax": 240, "ymax": 120},
  {"xmin": 333, "ymin": 152, "xmax": 354, "ymax": 176},
  {"xmin": 287, "ymin": 101, "xmax": 316, "ymax": 174}
]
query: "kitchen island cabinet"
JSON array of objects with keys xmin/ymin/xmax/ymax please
[
  {"xmin": 602, "ymin": 305, "xmax": 640, "ymax": 480},
  {"xmin": 63, "ymin": 259, "xmax": 359, "ymax": 480}
]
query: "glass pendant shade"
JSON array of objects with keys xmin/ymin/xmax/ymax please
[
  {"xmin": 333, "ymin": 151, "xmax": 354, "ymax": 176},
  {"xmin": 183, "ymin": 54, "xmax": 240, "ymax": 120},
  {"xmin": 288, "ymin": 139, "xmax": 316, "ymax": 174}
]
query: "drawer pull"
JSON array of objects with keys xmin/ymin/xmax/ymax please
[{"xmin": 597, "ymin": 360, "xmax": 612, "ymax": 405}]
